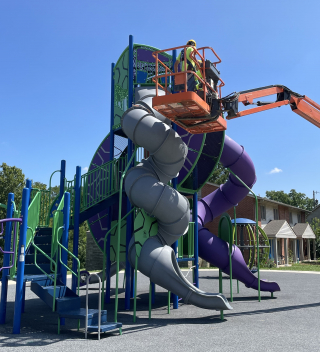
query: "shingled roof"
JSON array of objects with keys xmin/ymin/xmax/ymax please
[
  {"xmin": 292, "ymin": 223, "xmax": 316, "ymax": 239},
  {"xmin": 263, "ymin": 220, "xmax": 297, "ymax": 238}
]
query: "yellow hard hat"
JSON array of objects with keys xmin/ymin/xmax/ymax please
[{"xmin": 187, "ymin": 39, "xmax": 196, "ymax": 46}]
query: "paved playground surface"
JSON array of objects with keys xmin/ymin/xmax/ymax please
[{"xmin": 0, "ymin": 270, "xmax": 319, "ymax": 352}]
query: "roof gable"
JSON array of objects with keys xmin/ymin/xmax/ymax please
[
  {"xmin": 292, "ymin": 223, "xmax": 316, "ymax": 239},
  {"xmin": 263, "ymin": 220, "xmax": 297, "ymax": 238}
]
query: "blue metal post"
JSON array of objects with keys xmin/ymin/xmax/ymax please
[
  {"xmin": 26, "ymin": 179, "xmax": 32, "ymax": 207},
  {"xmin": 0, "ymin": 193, "xmax": 15, "ymax": 324},
  {"xmin": 72, "ymin": 166, "xmax": 81, "ymax": 293},
  {"xmin": 171, "ymin": 121, "xmax": 179, "ymax": 309},
  {"xmin": 105, "ymin": 62, "xmax": 115, "ymax": 304},
  {"xmin": 172, "ymin": 49, "xmax": 177, "ymax": 93},
  {"xmin": 59, "ymin": 160, "xmax": 66, "ymax": 201},
  {"xmin": 13, "ymin": 187, "xmax": 30, "ymax": 334},
  {"xmin": 125, "ymin": 34, "xmax": 134, "ymax": 310}
]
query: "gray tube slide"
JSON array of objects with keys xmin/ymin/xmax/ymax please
[{"xmin": 121, "ymin": 88, "xmax": 232, "ymax": 311}]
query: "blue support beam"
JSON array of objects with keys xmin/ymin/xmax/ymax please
[
  {"xmin": 13, "ymin": 187, "xmax": 30, "ymax": 334},
  {"xmin": 124, "ymin": 34, "xmax": 134, "ymax": 310},
  {"xmin": 171, "ymin": 121, "xmax": 179, "ymax": 309},
  {"xmin": 0, "ymin": 193, "xmax": 15, "ymax": 324},
  {"xmin": 193, "ymin": 191, "xmax": 199, "ymax": 288},
  {"xmin": 72, "ymin": 166, "xmax": 81, "ymax": 293},
  {"xmin": 59, "ymin": 160, "xmax": 66, "ymax": 202}
]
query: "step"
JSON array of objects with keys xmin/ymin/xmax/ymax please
[
  {"xmin": 24, "ymin": 263, "xmax": 51, "ymax": 275},
  {"xmin": 59, "ymin": 308, "xmax": 107, "ymax": 325},
  {"xmin": 31, "ymin": 280, "xmax": 81, "ymax": 311},
  {"xmin": 34, "ymin": 235, "xmax": 52, "ymax": 245},
  {"xmin": 35, "ymin": 227, "xmax": 53, "ymax": 236},
  {"xmin": 29, "ymin": 244, "xmax": 51, "ymax": 254},
  {"xmin": 25, "ymin": 253, "xmax": 50, "ymax": 264},
  {"xmin": 8, "ymin": 274, "xmax": 57, "ymax": 283},
  {"xmin": 87, "ymin": 322, "xmax": 122, "ymax": 333}
]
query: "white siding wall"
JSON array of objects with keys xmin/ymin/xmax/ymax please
[
  {"xmin": 261, "ymin": 204, "xmax": 277, "ymax": 225},
  {"xmin": 292, "ymin": 211, "xmax": 299, "ymax": 225}
]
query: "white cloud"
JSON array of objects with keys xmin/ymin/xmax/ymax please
[
  {"xmin": 269, "ymin": 167, "xmax": 283, "ymax": 174},
  {"xmin": 82, "ymin": 166, "xmax": 88, "ymax": 173}
]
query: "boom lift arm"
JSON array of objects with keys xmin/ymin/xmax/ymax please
[
  {"xmin": 151, "ymin": 45, "xmax": 320, "ymax": 134},
  {"xmin": 221, "ymin": 85, "xmax": 320, "ymax": 129}
]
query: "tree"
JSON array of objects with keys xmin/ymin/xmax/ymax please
[
  {"xmin": 265, "ymin": 189, "xmax": 315, "ymax": 211},
  {"xmin": 0, "ymin": 163, "xmax": 25, "ymax": 219},
  {"xmin": 309, "ymin": 217, "xmax": 320, "ymax": 258},
  {"xmin": 208, "ymin": 162, "xmax": 229, "ymax": 185}
]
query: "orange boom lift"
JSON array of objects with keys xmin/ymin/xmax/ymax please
[{"xmin": 152, "ymin": 45, "xmax": 320, "ymax": 134}]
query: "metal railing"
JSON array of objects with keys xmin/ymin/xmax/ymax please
[
  {"xmin": 80, "ymin": 156, "xmax": 127, "ymax": 213},
  {"xmin": 0, "ymin": 218, "xmax": 22, "ymax": 272},
  {"xmin": 28, "ymin": 226, "xmax": 58, "ymax": 311}
]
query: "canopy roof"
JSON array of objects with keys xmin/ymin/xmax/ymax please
[
  {"xmin": 263, "ymin": 220, "xmax": 297, "ymax": 239},
  {"xmin": 292, "ymin": 223, "xmax": 316, "ymax": 239}
]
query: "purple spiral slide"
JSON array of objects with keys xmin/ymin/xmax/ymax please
[{"xmin": 197, "ymin": 135, "xmax": 280, "ymax": 292}]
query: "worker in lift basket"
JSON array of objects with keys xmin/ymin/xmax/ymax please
[{"xmin": 174, "ymin": 39, "xmax": 203, "ymax": 92}]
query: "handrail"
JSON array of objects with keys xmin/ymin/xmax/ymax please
[
  {"xmin": 0, "ymin": 218, "xmax": 22, "ymax": 272},
  {"xmin": 227, "ymin": 168, "xmax": 260, "ymax": 302},
  {"xmin": 57, "ymin": 237, "xmax": 81, "ymax": 296},
  {"xmin": 0, "ymin": 203, "xmax": 6, "ymax": 210},
  {"xmin": 28, "ymin": 226, "xmax": 59, "ymax": 311},
  {"xmin": 101, "ymin": 207, "xmax": 136, "ymax": 310},
  {"xmin": 85, "ymin": 273, "xmax": 102, "ymax": 340}
]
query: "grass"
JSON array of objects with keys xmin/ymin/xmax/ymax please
[{"xmin": 262, "ymin": 261, "xmax": 320, "ymax": 272}]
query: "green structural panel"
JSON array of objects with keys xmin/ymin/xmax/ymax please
[
  {"xmin": 109, "ymin": 219, "xmax": 127, "ymax": 262},
  {"xmin": 133, "ymin": 209, "xmax": 158, "ymax": 258},
  {"xmin": 113, "ymin": 44, "xmax": 172, "ymax": 130},
  {"xmin": 219, "ymin": 212, "xmax": 233, "ymax": 245}
]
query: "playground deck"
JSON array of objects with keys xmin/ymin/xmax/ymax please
[{"xmin": 0, "ymin": 270, "xmax": 319, "ymax": 352}]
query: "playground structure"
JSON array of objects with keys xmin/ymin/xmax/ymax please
[{"xmin": 1, "ymin": 34, "xmax": 320, "ymax": 335}]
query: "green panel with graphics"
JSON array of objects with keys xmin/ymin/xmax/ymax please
[{"xmin": 134, "ymin": 210, "xmax": 158, "ymax": 257}]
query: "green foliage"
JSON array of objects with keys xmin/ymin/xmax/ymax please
[
  {"xmin": 67, "ymin": 222, "xmax": 88, "ymax": 269},
  {"xmin": 260, "ymin": 258, "xmax": 276, "ymax": 268},
  {"xmin": 0, "ymin": 163, "xmax": 25, "ymax": 219},
  {"xmin": 265, "ymin": 189, "xmax": 315, "ymax": 211},
  {"xmin": 208, "ymin": 162, "xmax": 229, "ymax": 185},
  {"xmin": 309, "ymin": 217, "xmax": 320, "ymax": 258}
]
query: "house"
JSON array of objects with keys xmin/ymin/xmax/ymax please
[{"xmin": 200, "ymin": 182, "xmax": 316, "ymax": 266}]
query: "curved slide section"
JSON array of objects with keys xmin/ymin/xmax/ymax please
[
  {"xmin": 198, "ymin": 135, "xmax": 280, "ymax": 292},
  {"xmin": 122, "ymin": 88, "xmax": 232, "ymax": 311}
]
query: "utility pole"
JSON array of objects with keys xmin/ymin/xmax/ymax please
[{"xmin": 313, "ymin": 190, "xmax": 319, "ymax": 208}]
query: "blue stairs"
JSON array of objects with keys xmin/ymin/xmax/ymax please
[{"xmin": 27, "ymin": 227, "xmax": 122, "ymax": 336}]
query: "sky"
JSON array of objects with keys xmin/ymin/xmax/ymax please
[{"xmin": 1, "ymin": 0, "xmax": 320, "ymax": 200}]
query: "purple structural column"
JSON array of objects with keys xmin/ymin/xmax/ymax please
[
  {"xmin": 13, "ymin": 187, "xmax": 30, "ymax": 334},
  {"xmin": 0, "ymin": 193, "xmax": 15, "ymax": 324},
  {"xmin": 125, "ymin": 34, "xmax": 134, "ymax": 309},
  {"xmin": 105, "ymin": 62, "xmax": 115, "ymax": 304},
  {"xmin": 72, "ymin": 166, "xmax": 81, "ymax": 293}
]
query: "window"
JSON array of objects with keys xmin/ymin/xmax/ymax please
[
  {"xmin": 260, "ymin": 205, "xmax": 266, "ymax": 220},
  {"xmin": 297, "ymin": 214, "xmax": 301, "ymax": 223},
  {"xmin": 289, "ymin": 212, "xmax": 293, "ymax": 224},
  {"xmin": 273, "ymin": 208, "xmax": 279, "ymax": 220}
]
